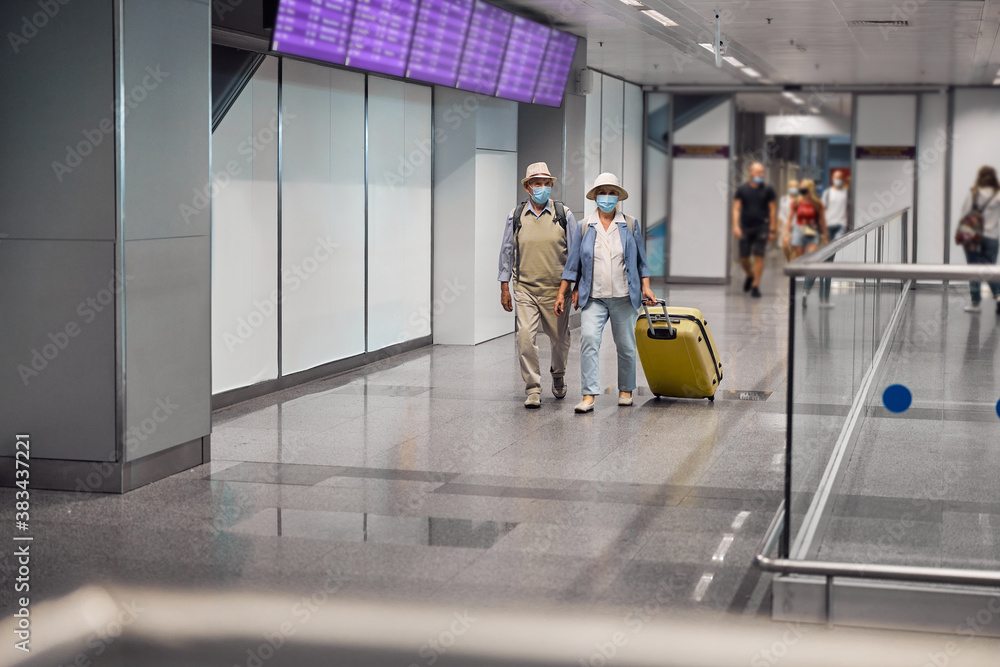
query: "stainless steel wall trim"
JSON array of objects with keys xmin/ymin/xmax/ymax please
[
  {"xmin": 114, "ymin": 0, "xmax": 126, "ymax": 465},
  {"xmin": 212, "ymin": 335, "xmax": 433, "ymax": 410},
  {"xmin": 276, "ymin": 58, "xmax": 283, "ymax": 376},
  {"xmin": 944, "ymin": 87, "xmax": 954, "ymax": 265}
]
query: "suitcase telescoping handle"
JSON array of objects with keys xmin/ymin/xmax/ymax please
[{"xmin": 641, "ymin": 299, "xmax": 677, "ymax": 340}]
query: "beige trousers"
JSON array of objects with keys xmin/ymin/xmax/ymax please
[{"xmin": 514, "ymin": 289, "xmax": 571, "ymax": 395}]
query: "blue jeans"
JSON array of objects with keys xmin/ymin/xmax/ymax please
[
  {"xmin": 804, "ymin": 224, "xmax": 846, "ymax": 299},
  {"xmin": 580, "ymin": 296, "xmax": 638, "ymax": 396},
  {"xmin": 964, "ymin": 236, "xmax": 1000, "ymax": 304}
]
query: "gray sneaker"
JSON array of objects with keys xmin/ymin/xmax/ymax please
[
  {"xmin": 524, "ymin": 393, "xmax": 541, "ymax": 409},
  {"xmin": 552, "ymin": 378, "xmax": 567, "ymax": 399}
]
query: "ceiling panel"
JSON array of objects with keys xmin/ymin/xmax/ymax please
[{"xmin": 501, "ymin": 0, "xmax": 1000, "ymax": 87}]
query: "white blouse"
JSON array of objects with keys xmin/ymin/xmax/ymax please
[{"xmin": 590, "ymin": 215, "xmax": 628, "ymax": 298}]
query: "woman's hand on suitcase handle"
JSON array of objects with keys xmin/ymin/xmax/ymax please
[{"xmin": 641, "ymin": 278, "xmax": 657, "ymax": 306}]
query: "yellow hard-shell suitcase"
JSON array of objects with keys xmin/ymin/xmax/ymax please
[{"xmin": 635, "ymin": 300, "xmax": 723, "ymax": 401}]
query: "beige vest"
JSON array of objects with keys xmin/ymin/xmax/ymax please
[{"xmin": 514, "ymin": 205, "xmax": 567, "ymax": 297}]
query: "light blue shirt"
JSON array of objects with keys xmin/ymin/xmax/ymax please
[{"xmin": 562, "ymin": 211, "xmax": 650, "ymax": 310}]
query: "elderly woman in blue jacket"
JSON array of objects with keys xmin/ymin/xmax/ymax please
[{"xmin": 555, "ymin": 173, "xmax": 657, "ymax": 413}]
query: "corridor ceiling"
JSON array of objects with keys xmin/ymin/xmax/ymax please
[{"xmin": 500, "ymin": 0, "xmax": 1000, "ymax": 87}]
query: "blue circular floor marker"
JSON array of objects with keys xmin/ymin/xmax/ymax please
[{"xmin": 882, "ymin": 384, "xmax": 912, "ymax": 413}]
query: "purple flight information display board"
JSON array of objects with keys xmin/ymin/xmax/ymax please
[
  {"xmin": 406, "ymin": 0, "xmax": 475, "ymax": 87},
  {"xmin": 495, "ymin": 16, "xmax": 551, "ymax": 103},
  {"xmin": 454, "ymin": 1, "xmax": 514, "ymax": 95},
  {"xmin": 346, "ymin": 0, "xmax": 420, "ymax": 77},
  {"xmin": 532, "ymin": 30, "xmax": 577, "ymax": 107},
  {"xmin": 271, "ymin": 0, "xmax": 358, "ymax": 65}
]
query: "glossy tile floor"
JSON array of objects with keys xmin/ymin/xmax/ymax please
[
  {"xmin": 0, "ymin": 265, "xmax": 794, "ymax": 622},
  {"xmin": 6, "ymin": 260, "xmax": 995, "ymax": 627}
]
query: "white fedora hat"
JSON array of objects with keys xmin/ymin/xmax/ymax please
[
  {"xmin": 521, "ymin": 162, "xmax": 557, "ymax": 186},
  {"xmin": 586, "ymin": 172, "xmax": 629, "ymax": 200}
]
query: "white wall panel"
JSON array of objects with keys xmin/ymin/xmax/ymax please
[
  {"xmin": 475, "ymin": 150, "xmax": 518, "ymax": 343},
  {"xmin": 669, "ymin": 99, "xmax": 732, "ymax": 281},
  {"xmin": 917, "ymin": 92, "xmax": 948, "ymax": 265},
  {"xmin": 856, "ymin": 95, "xmax": 917, "ymax": 146},
  {"xmin": 764, "ymin": 114, "xmax": 850, "ymax": 136},
  {"xmin": 669, "ymin": 159, "xmax": 729, "ymax": 280},
  {"xmin": 675, "ymin": 98, "xmax": 730, "ymax": 144},
  {"xmin": 600, "ymin": 76, "xmax": 624, "ymax": 181},
  {"xmin": 583, "ymin": 73, "xmax": 603, "ymax": 217},
  {"xmin": 281, "ymin": 61, "xmax": 366, "ymax": 373},
  {"xmin": 475, "ymin": 95, "xmax": 518, "ymax": 151},
  {"xmin": 853, "ymin": 94, "xmax": 916, "ymax": 230},
  {"xmin": 622, "ymin": 82, "xmax": 643, "ymax": 221},
  {"xmin": 212, "ymin": 57, "xmax": 279, "ymax": 392},
  {"xmin": 432, "ymin": 87, "xmax": 477, "ymax": 345},
  {"xmin": 367, "ymin": 77, "xmax": 432, "ymax": 351},
  {"xmin": 950, "ymin": 88, "xmax": 1000, "ymax": 266}
]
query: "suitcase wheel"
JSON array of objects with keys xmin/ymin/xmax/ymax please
[
  {"xmin": 654, "ymin": 394, "xmax": 661, "ymax": 399},
  {"xmin": 707, "ymin": 396, "xmax": 715, "ymax": 402}
]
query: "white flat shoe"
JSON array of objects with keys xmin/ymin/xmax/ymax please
[
  {"xmin": 618, "ymin": 394, "xmax": 633, "ymax": 406},
  {"xmin": 574, "ymin": 400, "xmax": 594, "ymax": 413}
]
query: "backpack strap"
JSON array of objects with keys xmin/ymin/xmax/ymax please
[{"xmin": 976, "ymin": 189, "xmax": 998, "ymax": 213}]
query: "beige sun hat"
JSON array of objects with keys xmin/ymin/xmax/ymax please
[
  {"xmin": 586, "ymin": 172, "xmax": 629, "ymax": 200},
  {"xmin": 521, "ymin": 162, "xmax": 557, "ymax": 186}
]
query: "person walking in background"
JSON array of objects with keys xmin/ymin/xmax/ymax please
[
  {"xmin": 802, "ymin": 170, "xmax": 850, "ymax": 307},
  {"xmin": 555, "ymin": 173, "xmax": 656, "ymax": 413},
  {"xmin": 778, "ymin": 179, "xmax": 800, "ymax": 261},
  {"xmin": 498, "ymin": 162, "xmax": 579, "ymax": 408},
  {"xmin": 733, "ymin": 162, "xmax": 777, "ymax": 298},
  {"xmin": 783, "ymin": 178, "xmax": 829, "ymax": 306},
  {"xmin": 958, "ymin": 166, "xmax": 1000, "ymax": 314}
]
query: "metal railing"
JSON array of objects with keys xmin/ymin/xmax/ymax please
[{"xmin": 765, "ymin": 206, "xmax": 1000, "ymax": 625}]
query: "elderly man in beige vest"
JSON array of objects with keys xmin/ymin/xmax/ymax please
[{"xmin": 498, "ymin": 162, "xmax": 580, "ymax": 408}]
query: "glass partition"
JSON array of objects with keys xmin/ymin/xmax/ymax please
[{"xmin": 787, "ymin": 208, "xmax": 1000, "ymax": 573}]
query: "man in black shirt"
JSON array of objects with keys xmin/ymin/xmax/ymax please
[{"xmin": 732, "ymin": 162, "xmax": 777, "ymax": 298}]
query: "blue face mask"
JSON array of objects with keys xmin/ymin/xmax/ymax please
[
  {"xmin": 788, "ymin": 188, "xmax": 799, "ymax": 195},
  {"xmin": 530, "ymin": 185, "xmax": 551, "ymax": 205},
  {"xmin": 596, "ymin": 194, "xmax": 619, "ymax": 213},
  {"xmin": 834, "ymin": 179, "xmax": 844, "ymax": 188},
  {"xmin": 752, "ymin": 176, "xmax": 764, "ymax": 185}
]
